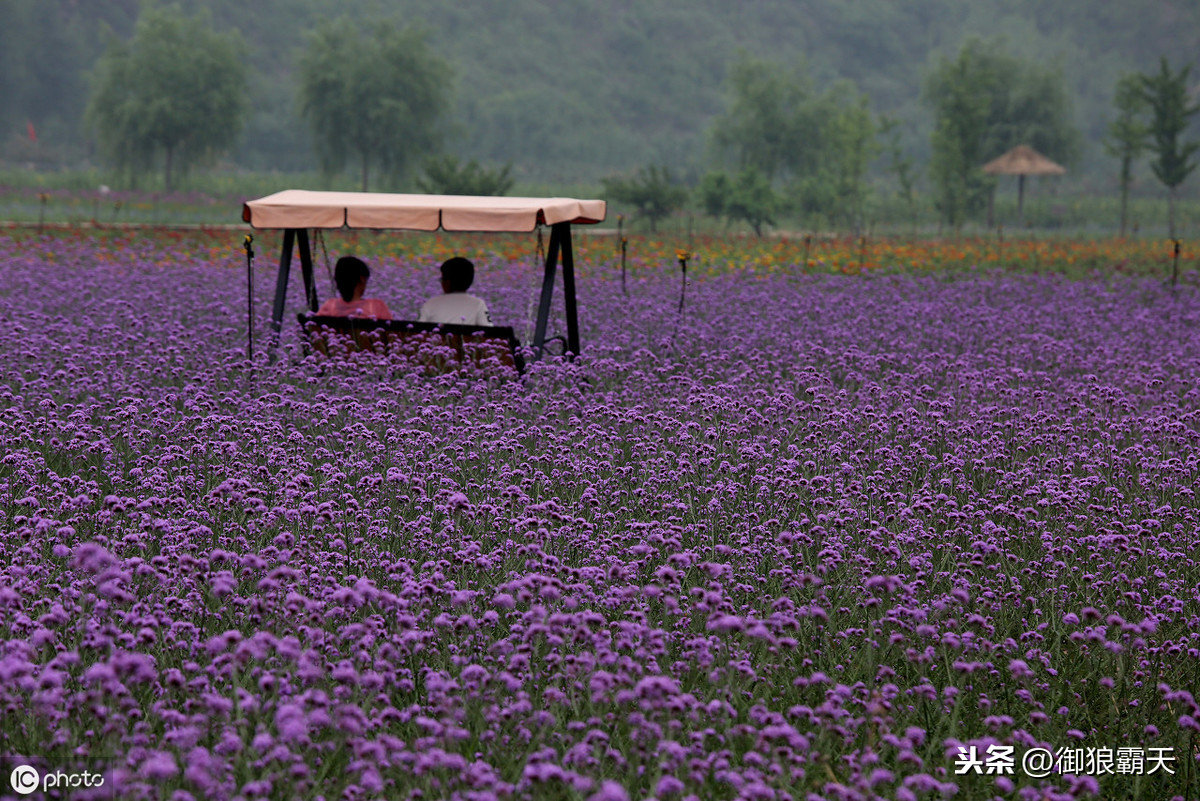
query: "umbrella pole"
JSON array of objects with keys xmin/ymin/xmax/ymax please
[{"xmin": 1017, "ymin": 175, "xmax": 1026, "ymax": 227}]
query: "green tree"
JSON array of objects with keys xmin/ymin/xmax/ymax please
[
  {"xmin": 299, "ymin": 18, "xmax": 451, "ymax": 191},
  {"xmin": 925, "ymin": 38, "xmax": 1080, "ymax": 229},
  {"xmin": 710, "ymin": 54, "xmax": 812, "ymax": 182},
  {"xmin": 417, "ymin": 155, "xmax": 513, "ymax": 196},
  {"xmin": 85, "ymin": 5, "xmax": 248, "ymax": 190},
  {"xmin": 824, "ymin": 89, "xmax": 878, "ymax": 230},
  {"xmin": 782, "ymin": 86, "xmax": 877, "ymax": 229},
  {"xmin": 709, "ymin": 54, "xmax": 876, "ymax": 229},
  {"xmin": 698, "ymin": 172, "xmax": 731, "ymax": 222},
  {"xmin": 878, "ymin": 114, "xmax": 918, "ymax": 230},
  {"xmin": 1137, "ymin": 58, "xmax": 1200, "ymax": 239},
  {"xmin": 1104, "ymin": 74, "xmax": 1148, "ymax": 238},
  {"xmin": 699, "ymin": 168, "xmax": 779, "ymax": 236},
  {"xmin": 601, "ymin": 164, "xmax": 687, "ymax": 232},
  {"xmin": 0, "ymin": 0, "xmax": 91, "ymax": 160}
]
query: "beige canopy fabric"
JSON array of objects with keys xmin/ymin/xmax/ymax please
[
  {"xmin": 243, "ymin": 189, "xmax": 607, "ymax": 231},
  {"xmin": 982, "ymin": 145, "xmax": 1065, "ymax": 176}
]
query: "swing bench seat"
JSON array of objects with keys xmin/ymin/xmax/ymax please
[{"xmin": 297, "ymin": 313, "xmax": 525, "ymax": 374}]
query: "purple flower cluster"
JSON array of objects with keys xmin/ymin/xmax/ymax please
[{"xmin": 1, "ymin": 233, "xmax": 1198, "ymax": 800}]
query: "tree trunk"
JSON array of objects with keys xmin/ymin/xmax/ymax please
[
  {"xmin": 1168, "ymin": 187, "xmax": 1176, "ymax": 240},
  {"xmin": 1118, "ymin": 156, "xmax": 1130, "ymax": 238},
  {"xmin": 165, "ymin": 146, "xmax": 174, "ymax": 193}
]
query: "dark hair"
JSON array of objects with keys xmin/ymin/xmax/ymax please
[
  {"xmin": 440, "ymin": 257, "xmax": 475, "ymax": 293},
  {"xmin": 334, "ymin": 256, "xmax": 370, "ymax": 301}
]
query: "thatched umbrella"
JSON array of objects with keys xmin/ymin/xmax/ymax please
[{"xmin": 982, "ymin": 145, "xmax": 1065, "ymax": 224}]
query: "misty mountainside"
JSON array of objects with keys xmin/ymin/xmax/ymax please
[{"xmin": 2, "ymin": 0, "xmax": 1197, "ymax": 188}]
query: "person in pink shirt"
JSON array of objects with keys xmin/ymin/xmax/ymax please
[{"xmin": 317, "ymin": 256, "xmax": 392, "ymax": 320}]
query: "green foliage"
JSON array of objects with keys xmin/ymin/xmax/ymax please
[
  {"xmin": 822, "ymin": 89, "xmax": 878, "ymax": 229},
  {"xmin": 1136, "ymin": 58, "xmax": 1200, "ymax": 239},
  {"xmin": 0, "ymin": 0, "xmax": 93, "ymax": 160},
  {"xmin": 601, "ymin": 165, "xmax": 687, "ymax": 232},
  {"xmin": 1104, "ymin": 74, "xmax": 1148, "ymax": 237},
  {"xmin": 416, "ymin": 156, "xmax": 513, "ymax": 196},
  {"xmin": 1137, "ymin": 58, "xmax": 1199, "ymax": 193},
  {"xmin": 4, "ymin": 166, "xmax": 1200, "ymax": 234},
  {"xmin": 298, "ymin": 18, "xmax": 451, "ymax": 191},
  {"xmin": 723, "ymin": 169, "xmax": 779, "ymax": 237},
  {"xmin": 4, "ymin": 1, "xmax": 1200, "ymax": 193},
  {"xmin": 925, "ymin": 37, "xmax": 1080, "ymax": 228},
  {"xmin": 84, "ymin": 4, "xmax": 248, "ymax": 190},
  {"xmin": 699, "ymin": 168, "xmax": 779, "ymax": 236},
  {"xmin": 879, "ymin": 114, "xmax": 918, "ymax": 226},
  {"xmin": 709, "ymin": 55, "xmax": 877, "ymax": 228},
  {"xmin": 710, "ymin": 55, "xmax": 812, "ymax": 182},
  {"xmin": 697, "ymin": 172, "xmax": 731, "ymax": 220},
  {"xmin": 926, "ymin": 45, "xmax": 996, "ymax": 228}
]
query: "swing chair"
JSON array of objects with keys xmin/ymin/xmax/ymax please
[{"xmin": 241, "ymin": 190, "xmax": 606, "ymax": 373}]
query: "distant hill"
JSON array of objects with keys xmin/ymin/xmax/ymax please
[{"xmin": 2, "ymin": 0, "xmax": 1197, "ymax": 191}]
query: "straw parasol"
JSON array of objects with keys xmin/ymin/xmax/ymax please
[{"xmin": 982, "ymin": 145, "xmax": 1066, "ymax": 224}]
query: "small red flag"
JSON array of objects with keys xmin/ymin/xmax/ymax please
[{"xmin": 27, "ymin": 120, "xmax": 36, "ymax": 143}]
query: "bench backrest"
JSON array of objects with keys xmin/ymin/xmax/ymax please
[{"xmin": 297, "ymin": 313, "xmax": 523, "ymax": 374}]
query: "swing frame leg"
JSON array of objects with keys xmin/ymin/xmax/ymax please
[
  {"xmin": 562, "ymin": 223, "xmax": 580, "ymax": 358},
  {"xmin": 298, "ymin": 228, "xmax": 318, "ymax": 312},
  {"xmin": 531, "ymin": 222, "xmax": 580, "ymax": 361},
  {"xmin": 269, "ymin": 228, "xmax": 296, "ymax": 354},
  {"xmin": 532, "ymin": 226, "xmax": 559, "ymax": 358},
  {"xmin": 267, "ymin": 228, "xmax": 321, "ymax": 361}
]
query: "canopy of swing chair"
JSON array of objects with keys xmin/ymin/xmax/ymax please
[
  {"xmin": 242, "ymin": 190, "xmax": 606, "ymax": 363},
  {"xmin": 242, "ymin": 189, "xmax": 607, "ymax": 232}
]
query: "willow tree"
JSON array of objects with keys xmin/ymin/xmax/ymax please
[
  {"xmin": 86, "ymin": 5, "xmax": 248, "ymax": 190},
  {"xmin": 299, "ymin": 19, "xmax": 451, "ymax": 191}
]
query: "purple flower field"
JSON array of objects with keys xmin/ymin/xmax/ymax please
[{"xmin": 2, "ymin": 234, "xmax": 1199, "ymax": 800}]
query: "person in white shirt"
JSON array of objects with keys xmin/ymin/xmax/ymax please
[{"xmin": 418, "ymin": 257, "xmax": 492, "ymax": 327}]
